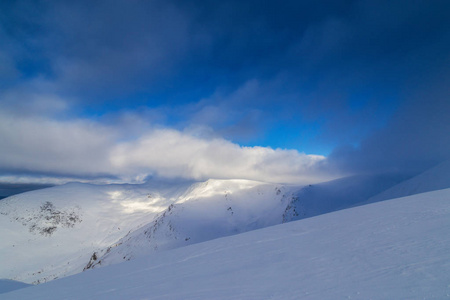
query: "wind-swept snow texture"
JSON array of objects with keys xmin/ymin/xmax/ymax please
[{"xmin": 3, "ymin": 188, "xmax": 450, "ymax": 300}]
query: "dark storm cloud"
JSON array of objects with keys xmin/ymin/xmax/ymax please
[
  {"xmin": 179, "ymin": 0, "xmax": 450, "ymax": 156},
  {"xmin": 2, "ymin": 0, "xmax": 448, "ymax": 102},
  {"xmin": 328, "ymin": 71, "xmax": 450, "ymax": 175},
  {"xmin": 314, "ymin": 1, "xmax": 450, "ymax": 175}
]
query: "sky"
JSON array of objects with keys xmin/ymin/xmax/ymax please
[{"xmin": 0, "ymin": 0, "xmax": 449, "ymax": 187}]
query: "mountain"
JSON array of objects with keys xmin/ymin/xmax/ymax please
[
  {"xmin": 0, "ymin": 183, "xmax": 54, "ymax": 200},
  {"xmin": 86, "ymin": 179, "xmax": 298, "ymax": 269},
  {"xmin": 91, "ymin": 175, "xmax": 404, "ymax": 269},
  {"xmin": 0, "ymin": 280, "xmax": 31, "ymax": 295},
  {"xmin": 0, "ymin": 173, "xmax": 409, "ymax": 284},
  {"xmin": 0, "ymin": 181, "xmax": 192, "ymax": 284},
  {"xmin": 2, "ymin": 161, "xmax": 446, "ymax": 286},
  {"xmin": 3, "ymin": 188, "xmax": 450, "ymax": 299},
  {"xmin": 281, "ymin": 173, "xmax": 406, "ymax": 222},
  {"xmin": 1, "ymin": 179, "xmax": 301, "ymax": 284},
  {"xmin": 367, "ymin": 160, "xmax": 450, "ymax": 203}
]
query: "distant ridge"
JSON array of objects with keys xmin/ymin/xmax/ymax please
[{"xmin": 368, "ymin": 160, "xmax": 450, "ymax": 203}]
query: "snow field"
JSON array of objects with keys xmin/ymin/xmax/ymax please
[{"xmin": 3, "ymin": 188, "xmax": 450, "ymax": 299}]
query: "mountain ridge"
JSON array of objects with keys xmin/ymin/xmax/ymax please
[
  {"xmin": 1, "ymin": 161, "xmax": 449, "ymax": 285},
  {"xmin": 3, "ymin": 187, "xmax": 450, "ymax": 299}
]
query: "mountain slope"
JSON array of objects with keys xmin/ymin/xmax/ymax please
[
  {"xmin": 2, "ymin": 164, "xmax": 443, "ymax": 285},
  {"xmin": 368, "ymin": 160, "xmax": 450, "ymax": 203},
  {"xmin": 89, "ymin": 174, "xmax": 405, "ymax": 269},
  {"xmin": 0, "ymin": 181, "xmax": 191, "ymax": 284},
  {"xmin": 0, "ymin": 280, "xmax": 31, "ymax": 295},
  {"xmin": 88, "ymin": 179, "xmax": 297, "ymax": 268},
  {"xmin": 4, "ymin": 188, "xmax": 450, "ymax": 299},
  {"xmin": 281, "ymin": 172, "xmax": 406, "ymax": 221},
  {"xmin": 1, "ymin": 179, "xmax": 298, "ymax": 283}
]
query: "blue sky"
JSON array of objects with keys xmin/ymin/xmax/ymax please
[{"xmin": 0, "ymin": 0, "xmax": 449, "ymax": 185}]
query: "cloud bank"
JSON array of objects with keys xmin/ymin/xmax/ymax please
[
  {"xmin": 328, "ymin": 73, "xmax": 450, "ymax": 176},
  {"xmin": 0, "ymin": 102, "xmax": 333, "ymax": 185}
]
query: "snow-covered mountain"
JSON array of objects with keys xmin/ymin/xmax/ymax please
[
  {"xmin": 1, "ymin": 160, "xmax": 448, "ymax": 286},
  {"xmin": 3, "ymin": 188, "xmax": 450, "ymax": 299},
  {"xmin": 86, "ymin": 174, "xmax": 407, "ymax": 270},
  {"xmin": 0, "ymin": 179, "xmax": 300, "ymax": 284},
  {"xmin": 367, "ymin": 160, "xmax": 450, "ymax": 203},
  {"xmin": 281, "ymin": 173, "xmax": 406, "ymax": 222},
  {"xmin": 86, "ymin": 179, "xmax": 298, "ymax": 269},
  {"xmin": 0, "ymin": 181, "xmax": 192, "ymax": 284},
  {"xmin": 0, "ymin": 280, "xmax": 31, "ymax": 295},
  {"xmin": 96, "ymin": 161, "xmax": 447, "ymax": 271}
]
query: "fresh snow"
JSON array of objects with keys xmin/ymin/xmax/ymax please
[
  {"xmin": 3, "ymin": 188, "xmax": 450, "ymax": 299},
  {"xmin": 89, "ymin": 179, "xmax": 297, "ymax": 268},
  {"xmin": 0, "ymin": 171, "xmax": 429, "ymax": 284},
  {"xmin": 1, "ymin": 161, "xmax": 448, "ymax": 288},
  {"xmin": 1, "ymin": 179, "xmax": 298, "ymax": 284},
  {"xmin": 368, "ymin": 160, "xmax": 450, "ymax": 203},
  {"xmin": 0, "ymin": 181, "xmax": 192, "ymax": 284},
  {"xmin": 282, "ymin": 173, "xmax": 406, "ymax": 221},
  {"xmin": 0, "ymin": 280, "xmax": 31, "ymax": 295},
  {"xmin": 79, "ymin": 174, "xmax": 403, "ymax": 270}
]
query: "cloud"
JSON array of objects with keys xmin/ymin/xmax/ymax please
[
  {"xmin": 0, "ymin": 86, "xmax": 69, "ymax": 117},
  {"xmin": 0, "ymin": 111, "xmax": 116, "ymax": 177},
  {"xmin": 0, "ymin": 50, "xmax": 19, "ymax": 84},
  {"xmin": 111, "ymin": 128, "xmax": 330, "ymax": 183},
  {"xmin": 328, "ymin": 71, "xmax": 450, "ymax": 175},
  {"xmin": 0, "ymin": 101, "xmax": 335, "ymax": 185},
  {"xmin": 0, "ymin": 0, "xmax": 449, "ymax": 184},
  {"xmin": 0, "ymin": 0, "xmax": 204, "ymax": 101}
]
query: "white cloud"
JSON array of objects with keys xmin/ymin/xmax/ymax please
[
  {"xmin": 0, "ymin": 107, "xmax": 337, "ymax": 185},
  {"xmin": 110, "ymin": 129, "xmax": 330, "ymax": 184},
  {"xmin": 0, "ymin": 112, "xmax": 116, "ymax": 176}
]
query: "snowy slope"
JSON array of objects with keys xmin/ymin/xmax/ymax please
[
  {"xmin": 0, "ymin": 280, "xmax": 31, "ymax": 295},
  {"xmin": 1, "ymin": 179, "xmax": 298, "ymax": 284},
  {"xmin": 282, "ymin": 173, "xmax": 406, "ymax": 222},
  {"xmin": 92, "ymin": 175, "xmax": 404, "ymax": 269},
  {"xmin": 0, "ymin": 181, "xmax": 192, "ymax": 284},
  {"xmin": 4, "ymin": 188, "xmax": 450, "ymax": 300},
  {"xmin": 88, "ymin": 179, "xmax": 298, "ymax": 268},
  {"xmin": 0, "ymin": 174, "xmax": 403, "ymax": 284},
  {"xmin": 368, "ymin": 160, "xmax": 450, "ymax": 203},
  {"xmin": 1, "ymin": 165, "xmax": 442, "ymax": 286}
]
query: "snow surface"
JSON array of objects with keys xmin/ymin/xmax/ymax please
[
  {"xmin": 86, "ymin": 175, "xmax": 404, "ymax": 270},
  {"xmin": 282, "ymin": 173, "xmax": 406, "ymax": 221},
  {"xmin": 0, "ymin": 181, "xmax": 192, "ymax": 284},
  {"xmin": 89, "ymin": 179, "xmax": 297, "ymax": 268},
  {"xmin": 3, "ymin": 188, "xmax": 450, "ymax": 299},
  {"xmin": 0, "ymin": 280, "xmax": 31, "ymax": 295},
  {"xmin": 368, "ymin": 160, "xmax": 450, "ymax": 203},
  {"xmin": 1, "ymin": 179, "xmax": 301, "ymax": 284},
  {"xmin": 2, "ymin": 162, "xmax": 448, "ymax": 287},
  {"xmin": 0, "ymin": 172, "xmax": 424, "ymax": 284}
]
